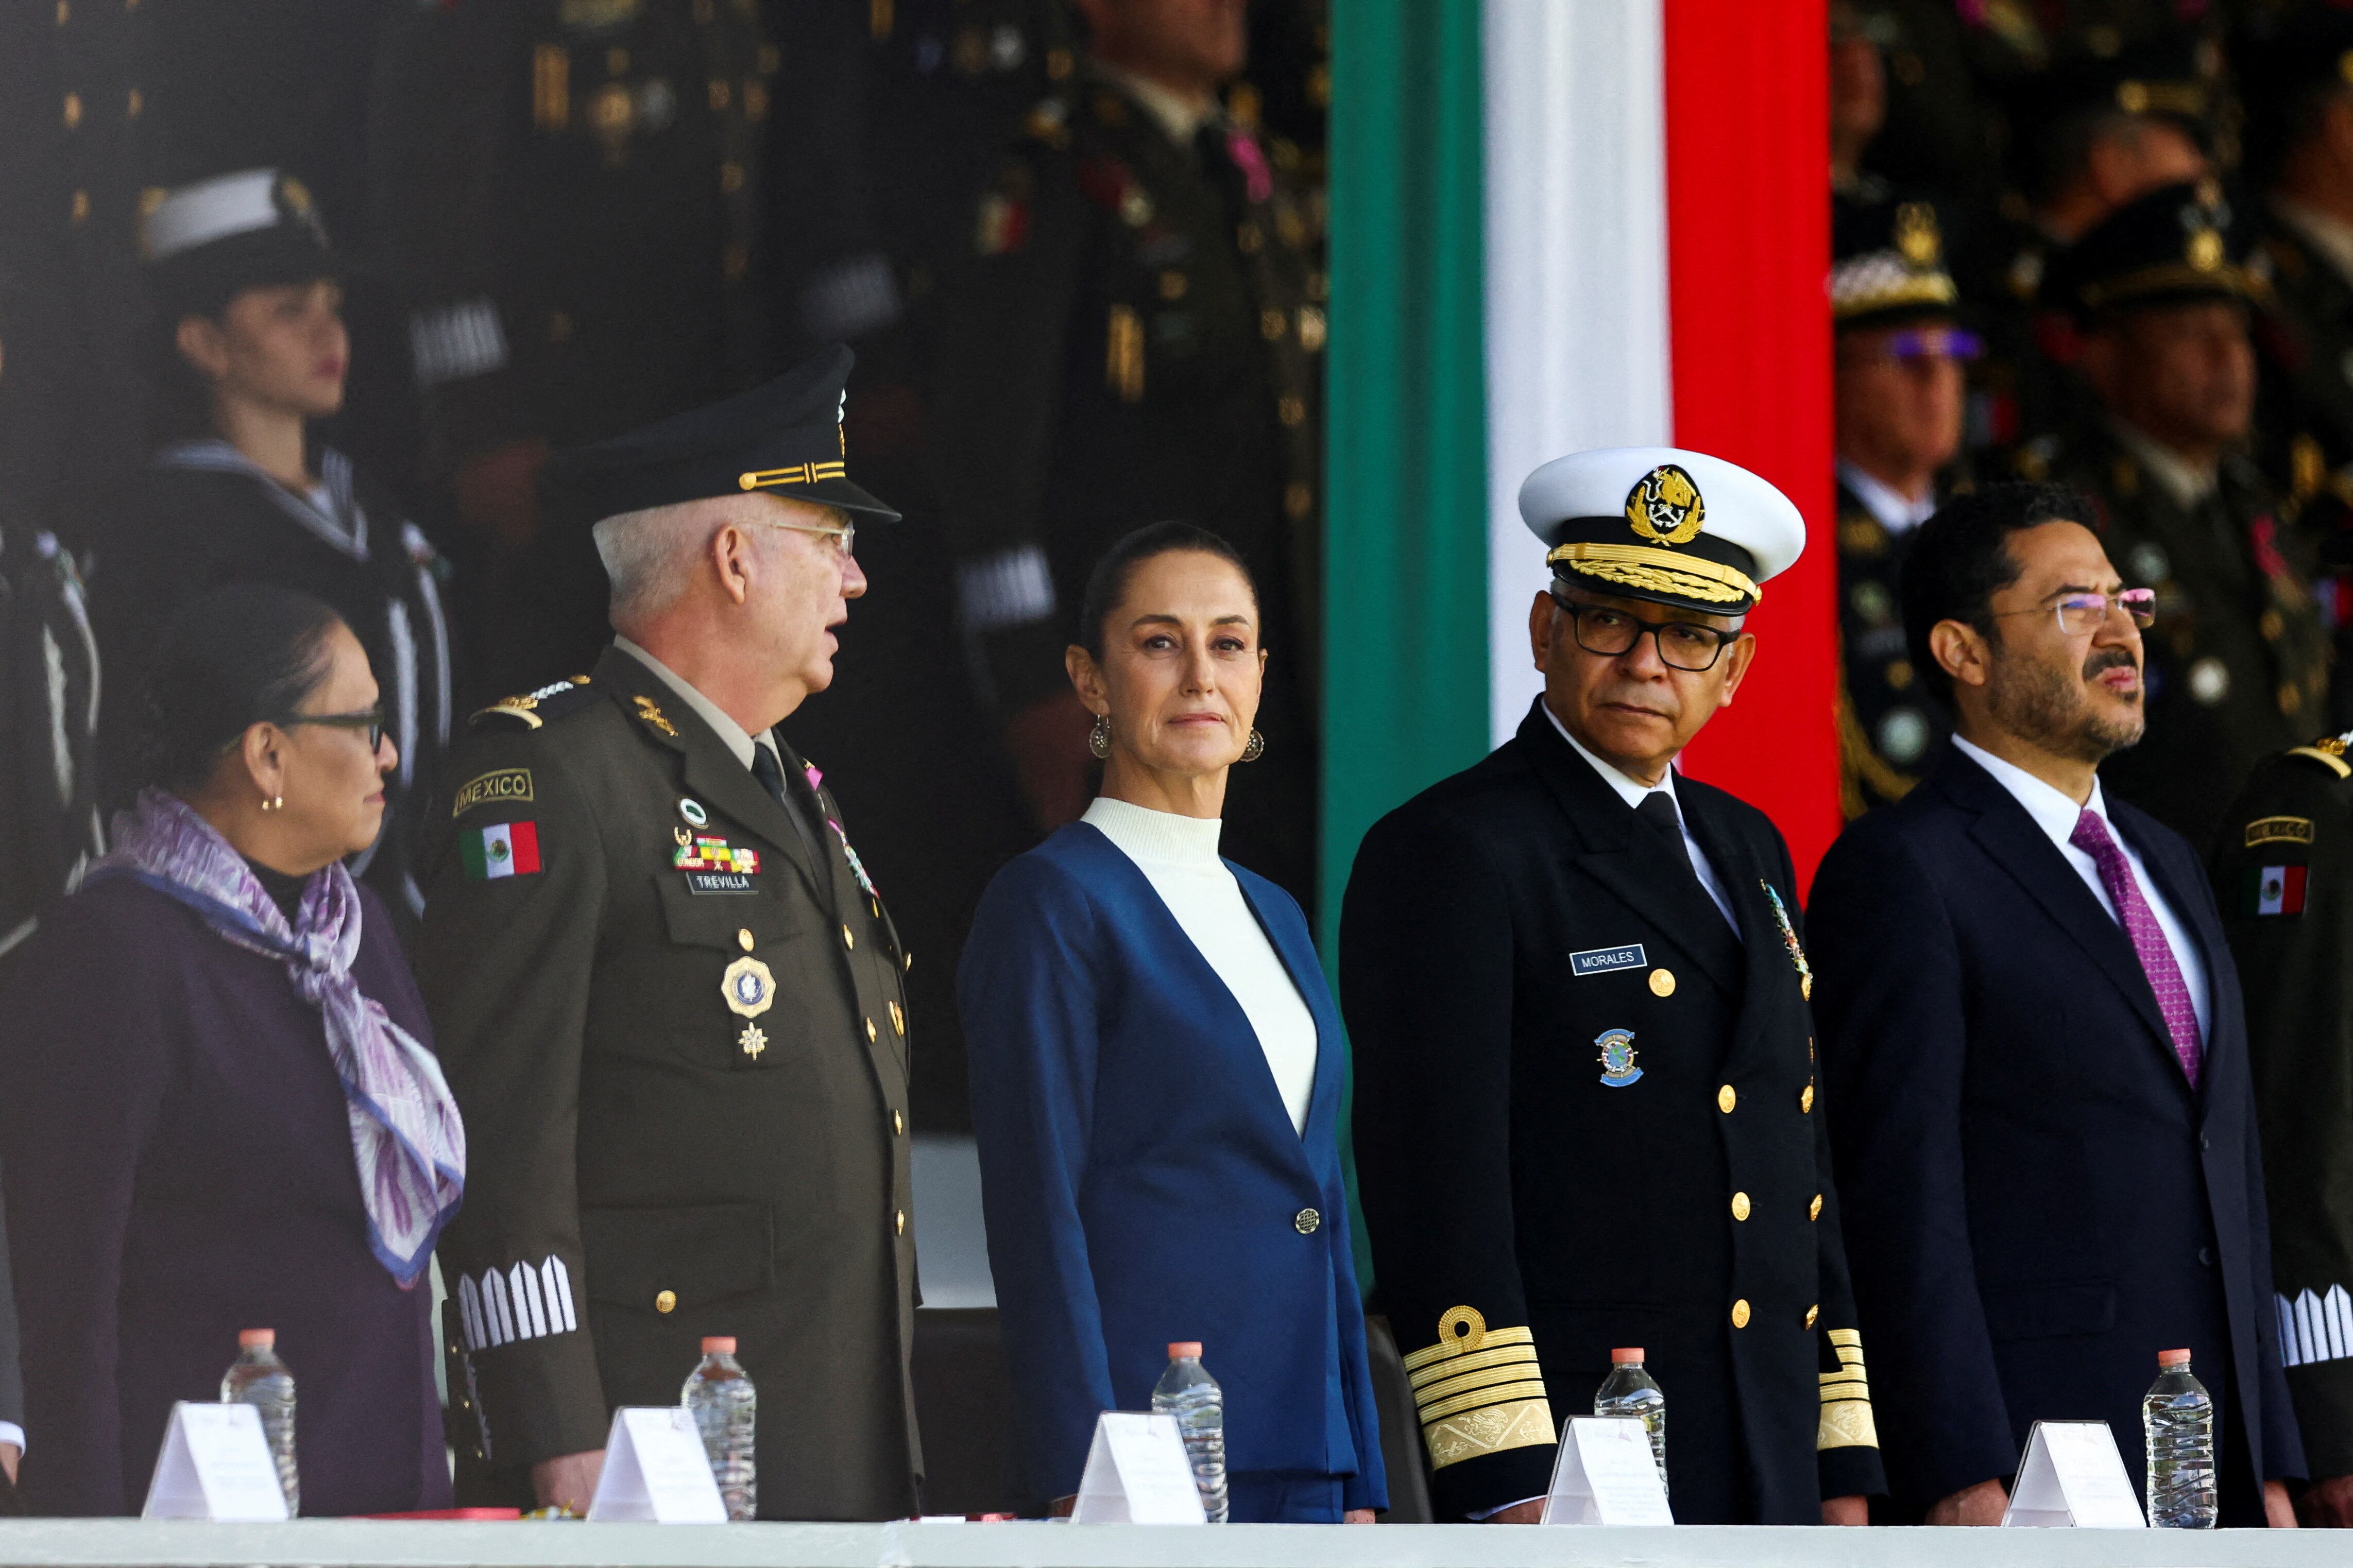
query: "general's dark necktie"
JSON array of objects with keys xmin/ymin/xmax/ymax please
[
  {"xmin": 750, "ymin": 743, "xmax": 825, "ymax": 871},
  {"xmin": 1635, "ymin": 790, "xmax": 1700, "ymax": 885}
]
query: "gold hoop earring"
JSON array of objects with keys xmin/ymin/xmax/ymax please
[
  {"xmin": 1240, "ymin": 729, "xmax": 1265, "ymax": 763},
  {"xmin": 260, "ymin": 795, "xmax": 284, "ymax": 813},
  {"xmin": 1088, "ymin": 714, "xmax": 1112, "ymax": 760}
]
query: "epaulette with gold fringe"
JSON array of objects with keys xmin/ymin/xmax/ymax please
[
  {"xmin": 471, "ymin": 675, "xmax": 592, "ymax": 730},
  {"xmin": 2287, "ymin": 733, "xmax": 2353, "ymax": 779}
]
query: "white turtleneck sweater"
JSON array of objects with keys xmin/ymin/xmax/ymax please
[{"xmin": 1082, "ymin": 796, "xmax": 1318, "ymax": 1135}]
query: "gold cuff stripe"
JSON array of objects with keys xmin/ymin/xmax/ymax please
[
  {"xmin": 1416, "ymin": 1362, "xmax": 1547, "ymax": 1409},
  {"xmin": 1826, "ymin": 1328, "xmax": 1862, "ymax": 1349},
  {"xmin": 738, "ymin": 460, "xmax": 848, "ymax": 491},
  {"xmin": 1417, "ymin": 1379, "xmax": 1553, "ymax": 1426},
  {"xmin": 1423, "ymin": 1398, "xmax": 1556, "ymax": 1472},
  {"xmin": 1820, "ymin": 1367, "xmax": 1871, "ymax": 1389},
  {"xmin": 1407, "ymin": 1342, "xmax": 1541, "ymax": 1390},
  {"xmin": 1403, "ymin": 1323, "xmax": 1534, "ymax": 1372},
  {"xmin": 1548, "ymin": 542, "xmax": 1761, "ymax": 607}
]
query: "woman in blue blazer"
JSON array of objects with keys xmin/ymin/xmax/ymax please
[{"xmin": 959, "ymin": 524, "xmax": 1387, "ymax": 1523}]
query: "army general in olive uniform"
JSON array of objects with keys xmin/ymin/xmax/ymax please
[
  {"xmin": 2033, "ymin": 180, "xmax": 2330, "ymax": 848},
  {"xmin": 416, "ymin": 348, "xmax": 920, "ymax": 1519},
  {"xmin": 2211, "ymin": 731, "xmax": 2353, "ymax": 1526}
]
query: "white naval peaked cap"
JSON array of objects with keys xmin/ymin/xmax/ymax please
[
  {"xmin": 140, "ymin": 169, "xmax": 286, "ymax": 262},
  {"xmin": 1519, "ymin": 446, "xmax": 1805, "ymax": 615}
]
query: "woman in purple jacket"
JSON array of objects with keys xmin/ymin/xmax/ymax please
[{"xmin": 0, "ymin": 584, "xmax": 465, "ymax": 1515}]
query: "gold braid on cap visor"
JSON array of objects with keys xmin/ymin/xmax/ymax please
[{"xmin": 1547, "ymin": 541, "xmax": 1762, "ymax": 607}]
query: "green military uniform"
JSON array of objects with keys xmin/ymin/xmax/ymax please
[
  {"xmin": 417, "ymin": 350, "xmax": 922, "ymax": 1519},
  {"xmin": 2035, "ymin": 179, "xmax": 2330, "ymax": 847},
  {"xmin": 926, "ymin": 64, "xmax": 1326, "ymax": 908},
  {"xmin": 2210, "ymin": 732, "xmax": 2353, "ymax": 1483}
]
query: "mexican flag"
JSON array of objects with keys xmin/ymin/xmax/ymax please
[
  {"xmin": 2246, "ymin": 865, "xmax": 2309, "ymax": 917},
  {"xmin": 460, "ymin": 820, "xmax": 541, "ymax": 881},
  {"xmin": 1322, "ymin": 0, "xmax": 1835, "ymax": 936}
]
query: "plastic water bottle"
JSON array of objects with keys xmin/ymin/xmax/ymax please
[
  {"xmin": 683, "ymin": 1337, "xmax": 758, "ymax": 1520},
  {"xmin": 1594, "ymin": 1347, "xmax": 1667, "ymax": 1495},
  {"xmin": 1150, "ymin": 1341, "xmax": 1228, "ymax": 1523},
  {"xmin": 219, "ymin": 1329, "xmax": 298, "ymax": 1514},
  {"xmin": 2143, "ymin": 1348, "xmax": 2216, "ymax": 1528}
]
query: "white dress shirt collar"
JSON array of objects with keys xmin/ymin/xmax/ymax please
[
  {"xmin": 1090, "ymin": 60, "xmax": 1215, "ymax": 147},
  {"xmin": 1541, "ymin": 701, "xmax": 1740, "ymax": 933},
  {"xmin": 1837, "ymin": 459, "xmax": 1938, "ymax": 536},
  {"xmin": 613, "ymin": 636, "xmax": 781, "ymax": 774},
  {"xmin": 2107, "ymin": 417, "xmax": 2217, "ymax": 509},
  {"xmin": 1949, "ymin": 733, "xmax": 2108, "ymax": 843}
]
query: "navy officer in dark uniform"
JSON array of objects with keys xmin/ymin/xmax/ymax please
[
  {"xmin": 1344, "ymin": 448, "xmax": 1886, "ymax": 1525},
  {"xmin": 415, "ymin": 347, "xmax": 920, "ymax": 1519}
]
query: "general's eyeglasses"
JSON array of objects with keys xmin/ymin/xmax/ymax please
[
  {"xmin": 754, "ymin": 517, "xmax": 856, "ymax": 557},
  {"xmin": 1991, "ymin": 588, "xmax": 2157, "ymax": 637},
  {"xmin": 1550, "ymin": 592, "xmax": 1743, "ymax": 673},
  {"xmin": 279, "ymin": 706, "xmax": 386, "ymax": 749}
]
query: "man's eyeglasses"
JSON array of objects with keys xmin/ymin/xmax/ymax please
[
  {"xmin": 754, "ymin": 517, "xmax": 856, "ymax": 558},
  {"xmin": 1845, "ymin": 326, "xmax": 1984, "ymax": 367},
  {"xmin": 279, "ymin": 707, "xmax": 386, "ymax": 749},
  {"xmin": 1991, "ymin": 589, "xmax": 2156, "ymax": 637},
  {"xmin": 1550, "ymin": 592, "xmax": 1743, "ymax": 673}
]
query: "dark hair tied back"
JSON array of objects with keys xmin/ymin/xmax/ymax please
[
  {"xmin": 139, "ymin": 584, "xmax": 345, "ymax": 795},
  {"xmin": 1077, "ymin": 522, "xmax": 1259, "ymax": 659}
]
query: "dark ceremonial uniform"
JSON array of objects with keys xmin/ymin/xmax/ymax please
[
  {"xmin": 419, "ymin": 648, "xmax": 919, "ymax": 1518},
  {"xmin": 1833, "ymin": 477, "xmax": 1948, "ymax": 815},
  {"xmin": 927, "ymin": 66, "xmax": 1325, "ymax": 906},
  {"xmin": 95, "ymin": 445, "xmax": 455, "ymax": 924},
  {"xmin": 1344, "ymin": 702, "xmax": 1885, "ymax": 1524},
  {"xmin": 368, "ymin": 0, "xmax": 779, "ymax": 459},
  {"xmin": 0, "ymin": 524, "xmax": 102, "ymax": 952},
  {"xmin": 2042, "ymin": 428, "xmax": 2327, "ymax": 848},
  {"xmin": 2210, "ymin": 732, "xmax": 2353, "ymax": 1483}
]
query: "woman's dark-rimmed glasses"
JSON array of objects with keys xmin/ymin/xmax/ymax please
[{"xmin": 280, "ymin": 707, "xmax": 386, "ymax": 749}]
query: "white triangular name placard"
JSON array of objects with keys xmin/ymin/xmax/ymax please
[
  {"xmin": 586, "ymin": 1406, "xmax": 728, "ymax": 1523},
  {"xmin": 141, "ymin": 1401, "xmax": 292, "ymax": 1521},
  {"xmin": 1068, "ymin": 1412, "xmax": 1207, "ymax": 1524},
  {"xmin": 2002, "ymin": 1420, "xmax": 2146, "ymax": 1529},
  {"xmin": 1540, "ymin": 1416, "xmax": 1674, "ymax": 1526}
]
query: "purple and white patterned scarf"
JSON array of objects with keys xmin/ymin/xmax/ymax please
[{"xmin": 91, "ymin": 789, "xmax": 465, "ymax": 1285}]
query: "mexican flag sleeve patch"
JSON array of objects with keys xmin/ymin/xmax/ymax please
[
  {"xmin": 2244, "ymin": 865, "xmax": 2307, "ymax": 917},
  {"xmin": 460, "ymin": 820, "xmax": 542, "ymax": 881}
]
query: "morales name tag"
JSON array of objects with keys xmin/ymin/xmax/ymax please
[
  {"xmin": 1570, "ymin": 944, "xmax": 1647, "ymax": 977},
  {"xmin": 684, "ymin": 871, "xmax": 756, "ymax": 896}
]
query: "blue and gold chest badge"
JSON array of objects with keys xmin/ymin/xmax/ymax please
[
  {"xmin": 1761, "ymin": 880, "xmax": 1813, "ymax": 1000},
  {"xmin": 1595, "ymin": 1028, "xmax": 1643, "ymax": 1088},
  {"xmin": 723, "ymin": 934, "xmax": 776, "ymax": 1061}
]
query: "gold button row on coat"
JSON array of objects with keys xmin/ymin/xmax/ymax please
[
  {"xmin": 893, "ymin": 1110, "xmax": 904, "ymax": 1136},
  {"xmin": 1731, "ymin": 1191, "xmax": 1751, "ymax": 1221},
  {"xmin": 894, "ymin": 1209, "xmax": 906, "ymax": 1236},
  {"xmin": 1649, "ymin": 968, "xmax": 1676, "ymax": 997},
  {"xmin": 1717, "ymin": 1083, "xmax": 1736, "ymax": 1114},
  {"xmin": 1801, "ymin": 1083, "xmax": 1816, "ymax": 1114},
  {"xmin": 865, "ymin": 1017, "xmax": 877, "ymax": 1043},
  {"xmin": 655, "ymin": 1289, "xmax": 677, "ymax": 1314},
  {"xmin": 1731, "ymin": 1298, "xmax": 1751, "ymax": 1329},
  {"xmin": 842, "ymin": 924, "xmax": 855, "ymax": 950},
  {"xmin": 1294, "ymin": 1208, "xmax": 1321, "ymax": 1234},
  {"xmin": 1810, "ymin": 1193, "xmax": 1824, "ymax": 1222}
]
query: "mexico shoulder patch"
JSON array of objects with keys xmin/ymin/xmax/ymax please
[{"xmin": 461, "ymin": 821, "xmax": 542, "ymax": 881}]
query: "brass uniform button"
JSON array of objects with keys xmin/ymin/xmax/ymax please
[
  {"xmin": 895, "ymin": 1209, "xmax": 906, "ymax": 1236},
  {"xmin": 69, "ymin": 188, "xmax": 89, "ymax": 223},
  {"xmin": 1717, "ymin": 1083, "xmax": 1736, "ymax": 1114},
  {"xmin": 1649, "ymin": 968, "xmax": 1676, "ymax": 997},
  {"xmin": 1260, "ymin": 307, "xmax": 1287, "ymax": 340},
  {"xmin": 903, "ymin": 950, "xmax": 913, "ymax": 972},
  {"xmin": 63, "ymin": 92, "xmax": 82, "ymax": 128},
  {"xmin": 1810, "ymin": 1193, "xmax": 1823, "ymax": 1222},
  {"xmin": 1731, "ymin": 1298, "xmax": 1751, "ymax": 1329},
  {"xmin": 893, "ymin": 1110, "xmax": 904, "ymax": 1136},
  {"xmin": 1158, "ymin": 270, "xmax": 1188, "ymax": 300},
  {"xmin": 655, "ymin": 1289, "xmax": 677, "ymax": 1314},
  {"xmin": 708, "ymin": 78, "xmax": 731, "ymax": 111},
  {"xmin": 126, "ymin": 86, "xmax": 141, "ymax": 117},
  {"xmin": 737, "ymin": 928, "xmax": 755, "ymax": 952},
  {"xmin": 865, "ymin": 1017, "xmax": 878, "ymax": 1043},
  {"xmin": 1731, "ymin": 1192, "xmax": 1751, "ymax": 1221},
  {"xmin": 889, "ymin": 1000, "xmax": 905, "ymax": 1036},
  {"xmin": 1805, "ymin": 1304, "xmax": 1820, "ymax": 1329},
  {"xmin": 720, "ymin": 160, "xmax": 744, "ymax": 194},
  {"xmin": 842, "ymin": 923, "xmax": 856, "ymax": 950},
  {"xmin": 1801, "ymin": 1083, "xmax": 1816, "ymax": 1114},
  {"xmin": 1294, "ymin": 1208, "xmax": 1321, "ymax": 1234}
]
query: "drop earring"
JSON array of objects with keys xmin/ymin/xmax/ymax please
[
  {"xmin": 1088, "ymin": 714, "xmax": 1112, "ymax": 760},
  {"xmin": 260, "ymin": 794, "xmax": 284, "ymax": 813}
]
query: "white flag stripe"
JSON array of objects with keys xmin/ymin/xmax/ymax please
[
  {"xmin": 512, "ymin": 1262, "xmax": 547, "ymax": 1340},
  {"xmin": 545, "ymin": 1255, "xmax": 578, "ymax": 1333},
  {"xmin": 2300, "ymin": 1291, "xmax": 2323, "ymax": 1367},
  {"xmin": 485, "ymin": 1268, "xmax": 515, "ymax": 1346}
]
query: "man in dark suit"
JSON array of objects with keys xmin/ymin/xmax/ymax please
[
  {"xmin": 1346, "ymin": 448, "xmax": 1885, "ymax": 1526},
  {"xmin": 415, "ymin": 348, "xmax": 921, "ymax": 1519},
  {"xmin": 1808, "ymin": 481, "xmax": 2303, "ymax": 1527}
]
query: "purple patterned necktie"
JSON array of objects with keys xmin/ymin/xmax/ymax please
[{"xmin": 2069, "ymin": 808, "xmax": 2202, "ymax": 1088}]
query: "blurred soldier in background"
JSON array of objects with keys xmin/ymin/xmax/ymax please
[
  {"xmin": 368, "ymin": 0, "xmax": 782, "ymax": 692},
  {"xmin": 927, "ymin": 0, "xmax": 1327, "ymax": 911},
  {"xmin": 2037, "ymin": 181, "xmax": 2329, "ymax": 847},
  {"xmin": 1831, "ymin": 197, "xmax": 1970, "ymax": 814}
]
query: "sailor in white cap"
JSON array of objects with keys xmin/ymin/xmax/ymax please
[
  {"xmin": 1342, "ymin": 449, "xmax": 1885, "ymax": 1526},
  {"xmin": 96, "ymin": 169, "xmax": 455, "ymax": 933}
]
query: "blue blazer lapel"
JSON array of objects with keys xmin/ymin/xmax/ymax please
[{"xmin": 1236, "ymin": 872, "xmax": 1344, "ymax": 1155}]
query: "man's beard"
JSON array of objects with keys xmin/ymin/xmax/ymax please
[{"xmin": 1985, "ymin": 641, "xmax": 2145, "ymax": 763}]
